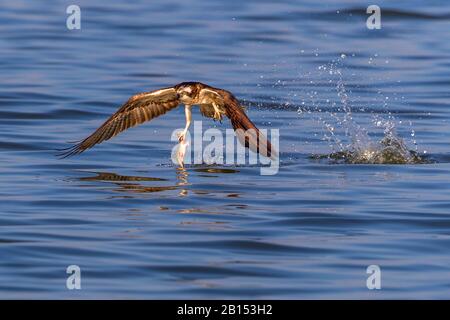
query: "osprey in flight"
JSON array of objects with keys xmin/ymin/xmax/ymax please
[{"xmin": 59, "ymin": 82, "xmax": 273, "ymax": 159}]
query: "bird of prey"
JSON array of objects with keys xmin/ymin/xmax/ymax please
[{"xmin": 58, "ymin": 82, "xmax": 273, "ymax": 159}]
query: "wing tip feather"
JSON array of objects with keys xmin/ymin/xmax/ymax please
[{"xmin": 55, "ymin": 142, "xmax": 86, "ymax": 159}]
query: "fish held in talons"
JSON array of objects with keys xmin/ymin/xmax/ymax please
[{"xmin": 176, "ymin": 137, "xmax": 189, "ymax": 168}]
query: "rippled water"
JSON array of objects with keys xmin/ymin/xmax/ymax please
[{"xmin": 1, "ymin": 1, "xmax": 450, "ymax": 299}]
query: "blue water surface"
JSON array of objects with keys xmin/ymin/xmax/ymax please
[{"xmin": 1, "ymin": 0, "xmax": 450, "ymax": 298}]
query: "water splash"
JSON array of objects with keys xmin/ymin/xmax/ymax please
[
  {"xmin": 312, "ymin": 133, "xmax": 426, "ymax": 164},
  {"xmin": 299, "ymin": 56, "xmax": 429, "ymax": 164}
]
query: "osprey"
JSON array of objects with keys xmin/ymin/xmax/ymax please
[{"xmin": 59, "ymin": 82, "xmax": 273, "ymax": 159}]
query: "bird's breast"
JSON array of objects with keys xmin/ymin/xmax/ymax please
[{"xmin": 179, "ymin": 95, "xmax": 195, "ymax": 105}]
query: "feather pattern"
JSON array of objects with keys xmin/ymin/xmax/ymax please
[
  {"xmin": 57, "ymin": 87, "xmax": 180, "ymax": 158},
  {"xmin": 220, "ymin": 90, "xmax": 272, "ymax": 158},
  {"xmin": 196, "ymin": 86, "xmax": 272, "ymax": 157},
  {"xmin": 58, "ymin": 82, "xmax": 273, "ymax": 159}
]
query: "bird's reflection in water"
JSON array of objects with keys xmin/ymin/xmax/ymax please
[
  {"xmin": 79, "ymin": 171, "xmax": 177, "ymax": 194},
  {"xmin": 176, "ymin": 166, "xmax": 239, "ymax": 195},
  {"xmin": 193, "ymin": 167, "xmax": 240, "ymax": 174},
  {"xmin": 78, "ymin": 168, "xmax": 246, "ymax": 219},
  {"xmin": 79, "ymin": 172, "xmax": 167, "ymax": 182},
  {"xmin": 176, "ymin": 167, "xmax": 189, "ymax": 196},
  {"xmin": 78, "ymin": 166, "xmax": 240, "ymax": 198},
  {"xmin": 192, "ymin": 167, "xmax": 240, "ymax": 179}
]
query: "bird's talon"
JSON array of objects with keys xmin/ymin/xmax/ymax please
[{"xmin": 178, "ymin": 132, "xmax": 186, "ymax": 142}]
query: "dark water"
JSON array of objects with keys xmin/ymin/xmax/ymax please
[{"xmin": 1, "ymin": 0, "xmax": 450, "ymax": 299}]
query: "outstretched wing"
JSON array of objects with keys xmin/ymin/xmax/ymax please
[
  {"xmin": 199, "ymin": 104, "xmax": 217, "ymax": 119},
  {"xmin": 198, "ymin": 87, "xmax": 273, "ymax": 158},
  {"xmin": 58, "ymin": 87, "xmax": 180, "ymax": 158}
]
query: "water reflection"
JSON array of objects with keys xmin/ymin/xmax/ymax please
[
  {"xmin": 3, "ymin": 0, "xmax": 450, "ymax": 299},
  {"xmin": 193, "ymin": 168, "xmax": 240, "ymax": 174},
  {"xmin": 176, "ymin": 167, "xmax": 189, "ymax": 197},
  {"xmin": 193, "ymin": 167, "xmax": 240, "ymax": 178},
  {"xmin": 78, "ymin": 171, "xmax": 177, "ymax": 194},
  {"xmin": 77, "ymin": 167, "xmax": 241, "ymax": 197},
  {"xmin": 79, "ymin": 172, "xmax": 167, "ymax": 182}
]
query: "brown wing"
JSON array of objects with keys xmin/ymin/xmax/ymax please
[
  {"xmin": 199, "ymin": 104, "xmax": 217, "ymax": 119},
  {"xmin": 199, "ymin": 87, "xmax": 273, "ymax": 158},
  {"xmin": 58, "ymin": 87, "xmax": 180, "ymax": 158}
]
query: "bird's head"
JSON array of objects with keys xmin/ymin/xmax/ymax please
[{"xmin": 175, "ymin": 82, "xmax": 200, "ymax": 104}]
